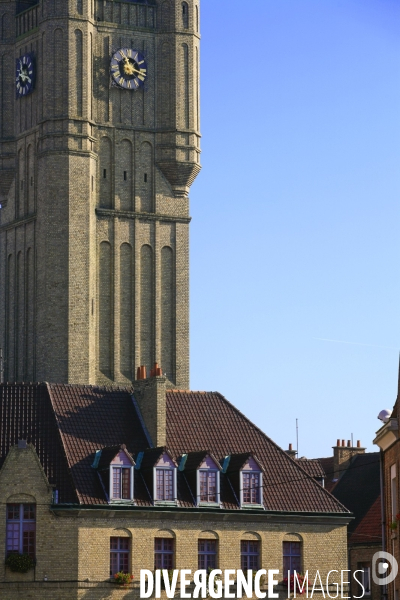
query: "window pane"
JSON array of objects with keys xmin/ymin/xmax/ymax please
[
  {"xmin": 156, "ymin": 469, "xmax": 174, "ymax": 501},
  {"xmin": 154, "ymin": 538, "xmax": 174, "ymax": 569},
  {"xmin": 198, "ymin": 539, "xmax": 217, "ymax": 570},
  {"xmin": 164, "ymin": 470, "xmax": 173, "ymax": 500},
  {"xmin": 23, "ymin": 505, "xmax": 35, "ymax": 520},
  {"xmin": 241, "ymin": 540, "xmax": 259, "ymax": 571},
  {"xmin": 113, "ymin": 468, "xmax": 121, "ymax": 499},
  {"xmin": 6, "ymin": 523, "xmax": 20, "ymax": 552},
  {"xmin": 122, "ymin": 469, "xmax": 131, "ymax": 499},
  {"xmin": 7, "ymin": 504, "xmax": 20, "ymax": 520},
  {"xmin": 283, "ymin": 541, "xmax": 302, "ymax": 574},
  {"xmin": 6, "ymin": 504, "xmax": 36, "ymax": 556},
  {"xmin": 110, "ymin": 537, "xmax": 130, "ymax": 576}
]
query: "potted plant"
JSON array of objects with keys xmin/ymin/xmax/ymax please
[
  {"xmin": 5, "ymin": 553, "xmax": 35, "ymax": 573},
  {"xmin": 113, "ymin": 571, "xmax": 134, "ymax": 586},
  {"xmin": 390, "ymin": 521, "xmax": 398, "ymax": 530}
]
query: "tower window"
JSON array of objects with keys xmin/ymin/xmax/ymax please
[
  {"xmin": 30, "ymin": 177, "xmax": 33, "ymax": 186},
  {"xmin": 103, "ymin": 169, "xmax": 107, "ymax": 179},
  {"xmin": 124, "ymin": 171, "xmax": 127, "ymax": 181},
  {"xmin": 144, "ymin": 173, "xmax": 147, "ymax": 183},
  {"xmin": 182, "ymin": 2, "xmax": 189, "ymax": 28}
]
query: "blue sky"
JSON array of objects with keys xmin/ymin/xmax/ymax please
[{"xmin": 189, "ymin": 0, "xmax": 400, "ymax": 459}]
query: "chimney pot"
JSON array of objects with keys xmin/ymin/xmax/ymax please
[
  {"xmin": 289, "ymin": 443, "xmax": 293, "ymax": 451},
  {"xmin": 336, "ymin": 439, "xmax": 340, "ymax": 446},
  {"xmin": 341, "ymin": 439, "xmax": 345, "ymax": 446},
  {"xmin": 136, "ymin": 365, "xmax": 147, "ymax": 380},
  {"xmin": 347, "ymin": 440, "xmax": 351, "ymax": 447},
  {"xmin": 357, "ymin": 440, "xmax": 361, "ymax": 448}
]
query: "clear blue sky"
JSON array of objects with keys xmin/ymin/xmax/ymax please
[{"xmin": 189, "ymin": 0, "xmax": 400, "ymax": 459}]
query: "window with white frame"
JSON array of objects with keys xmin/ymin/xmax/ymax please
[
  {"xmin": 242, "ymin": 472, "xmax": 261, "ymax": 504},
  {"xmin": 156, "ymin": 468, "xmax": 174, "ymax": 501},
  {"xmin": 6, "ymin": 504, "xmax": 35, "ymax": 558},
  {"xmin": 357, "ymin": 562, "xmax": 371, "ymax": 596},
  {"xmin": 199, "ymin": 470, "xmax": 218, "ymax": 503},
  {"xmin": 109, "ymin": 449, "xmax": 134, "ymax": 501},
  {"xmin": 111, "ymin": 466, "xmax": 133, "ymax": 500},
  {"xmin": 110, "ymin": 537, "xmax": 130, "ymax": 576}
]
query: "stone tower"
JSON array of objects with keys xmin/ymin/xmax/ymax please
[{"xmin": 0, "ymin": 0, "xmax": 200, "ymax": 387}]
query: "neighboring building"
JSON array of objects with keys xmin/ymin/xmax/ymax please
[
  {"xmin": 292, "ymin": 441, "xmax": 382, "ymax": 600},
  {"xmin": 374, "ymin": 382, "xmax": 400, "ymax": 600},
  {"xmin": 0, "ymin": 0, "xmax": 200, "ymax": 388},
  {"xmin": 0, "ymin": 378, "xmax": 351, "ymax": 599}
]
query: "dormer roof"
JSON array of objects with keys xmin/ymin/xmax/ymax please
[
  {"xmin": 180, "ymin": 451, "xmax": 222, "ymax": 472},
  {"xmin": 224, "ymin": 452, "xmax": 264, "ymax": 473},
  {"xmin": 94, "ymin": 445, "xmax": 135, "ymax": 470},
  {"xmin": 137, "ymin": 447, "xmax": 177, "ymax": 470}
]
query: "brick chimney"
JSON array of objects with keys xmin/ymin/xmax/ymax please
[
  {"xmin": 286, "ymin": 443, "xmax": 297, "ymax": 458},
  {"xmin": 133, "ymin": 367, "xmax": 167, "ymax": 447},
  {"xmin": 333, "ymin": 439, "xmax": 365, "ymax": 480}
]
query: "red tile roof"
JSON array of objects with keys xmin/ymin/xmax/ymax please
[
  {"xmin": 0, "ymin": 383, "xmax": 349, "ymax": 514},
  {"xmin": 165, "ymin": 390, "xmax": 348, "ymax": 513}
]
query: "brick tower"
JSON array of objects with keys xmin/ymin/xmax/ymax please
[{"xmin": 0, "ymin": 0, "xmax": 200, "ymax": 387}]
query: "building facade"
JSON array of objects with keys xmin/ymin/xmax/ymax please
[
  {"xmin": 0, "ymin": 0, "xmax": 200, "ymax": 387},
  {"xmin": 374, "ymin": 387, "xmax": 400, "ymax": 600},
  {"xmin": 0, "ymin": 380, "xmax": 351, "ymax": 600}
]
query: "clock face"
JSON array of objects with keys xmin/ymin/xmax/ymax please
[
  {"xmin": 16, "ymin": 53, "xmax": 35, "ymax": 98},
  {"xmin": 110, "ymin": 48, "xmax": 147, "ymax": 90}
]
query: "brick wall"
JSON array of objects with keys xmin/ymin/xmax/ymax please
[{"xmin": 0, "ymin": 445, "xmax": 349, "ymax": 600}]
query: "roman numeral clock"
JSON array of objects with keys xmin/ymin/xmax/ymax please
[{"xmin": 110, "ymin": 48, "xmax": 147, "ymax": 90}]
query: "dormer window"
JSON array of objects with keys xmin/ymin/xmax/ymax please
[
  {"xmin": 240, "ymin": 457, "xmax": 263, "ymax": 507},
  {"xmin": 153, "ymin": 451, "xmax": 177, "ymax": 503},
  {"xmin": 200, "ymin": 470, "xmax": 216, "ymax": 502},
  {"xmin": 196, "ymin": 454, "xmax": 221, "ymax": 505},
  {"xmin": 92, "ymin": 445, "xmax": 135, "ymax": 502},
  {"xmin": 156, "ymin": 468, "xmax": 174, "ymax": 500},
  {"xmin": 242, "ymin": 472, "xmax": 260, "ymax": 504},
  {"xmin": 111, "ymin": 466, "xmax": 132, "ymax": 500}
]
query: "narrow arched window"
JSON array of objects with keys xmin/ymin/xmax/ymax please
[{"xmin": 182, "ymin": 2, "xmax": 189, "ymax": 28}]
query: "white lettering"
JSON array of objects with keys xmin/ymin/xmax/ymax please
[
  {"xmin": 326, "ymin": 570, "xmax": 339, "ymax": 598},
  {"xmin": 209, "ymin": 569, "xmax": 223, "ymax": 598},
  {"xmin": 267, "ymin": 569, "xmax": 278, "ymax": 599},
  {"xmin": 224, "ymin": 569, "xmax": 236, "ymax": 598},
  {"xmin": 352, "ymin": 570, "xmax": 365, "ymax": 599},
  {"xmin": 340, "ymin": 570, "xmax": 350, "ymax": 599},
  {"xmin": 311, "ymin": 571, "xmax": 325, "ymax": 598},
  {"xmin": 193, "ymin": 569, "xmax": 207, "ymax": 598},
  {"xmin": 180, "ymin": 569, "xmax": 192, "ymax": 598},
  {"xmin": 237, "ymin": 569, "xmax": 253, "ymax": 598},
  {"xmin": 140, "ymin": 569, "xmax": 153, "ymax": 598}
]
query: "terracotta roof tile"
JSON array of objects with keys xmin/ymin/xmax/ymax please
[{"xmin": 165, "ymin": 391, "xmax": 348, "ymax": 513}]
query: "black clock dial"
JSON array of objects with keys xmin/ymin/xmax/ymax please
[
  {"xmin": 110, "ymin": 48, "xmax": 147, "ymax": 90},
  {"xmin": 16, "ymin": 53, "xmax": 35, "ymax": 98}
]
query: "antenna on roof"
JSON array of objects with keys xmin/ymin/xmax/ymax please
[{"xmin": 296, "ymin": 418, "xmax": 299, "ymax": 457}]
